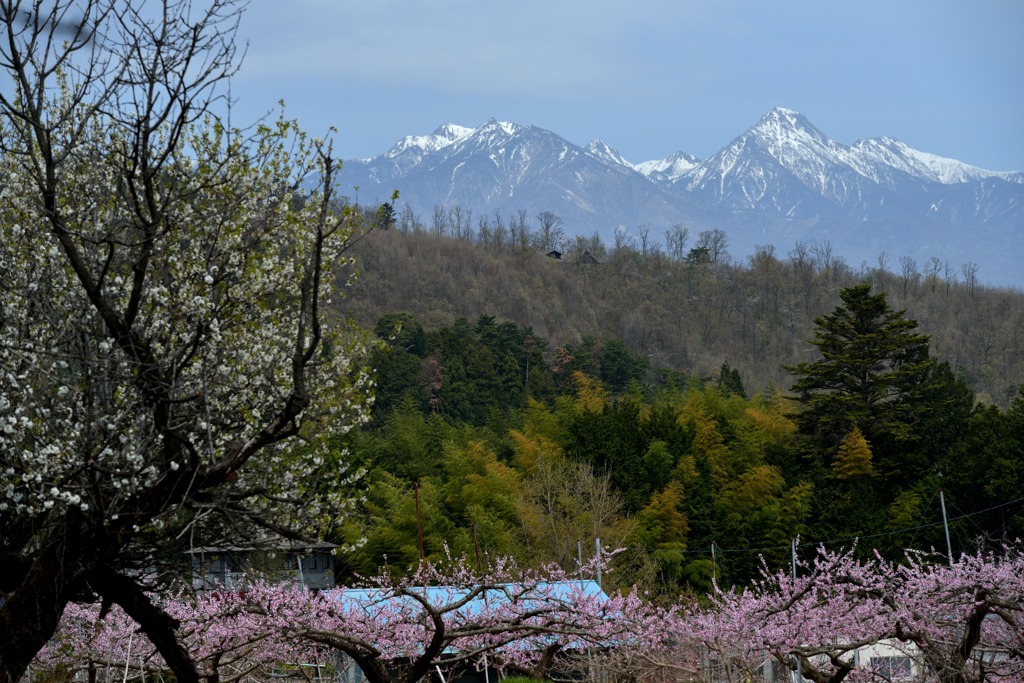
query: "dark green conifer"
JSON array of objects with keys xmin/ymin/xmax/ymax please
[{"xmin": 788, "ymin": 284, "xmax": 936, "ymax": 479}]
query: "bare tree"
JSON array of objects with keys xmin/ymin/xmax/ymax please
[
  {"xmin": 510, "ymin": 208, "xmax": 531, "ymax": 250},
  {"xmin": 534, "ymin": 210, "xmax": 565, "ymax": 252},
  {"xmin": 448, "ymin": 205, "xmax": 473, "ymax": 241},
  {"xmin": 695, "ymin": 228, "xmax": 730, "ymax": 264},
  {"xmin": 810, "ymin": 238, "xmax": 834, "ymax": 273},
  {"xmin": 925, "ymin": 256, "xmax": 943, "ymax": 293},
  {"xmin": 637, "ymin": 224, "xmax": 653, "ymax": 256},
  {"xmin": 397, "ymin": 202, "xmax": 421, "ymax": 234},
  {"xmin": 944, "ymin": 259, "xmax": 958, "ymax": 296},
  {"xmin": 876, "ymin": 251, "xmax": 889, "ymax": 273},
  {"xmin": 476, "ymin": 212, "xmax": 492, "ymax": 245},
  {"xmin": 899, "ymin": 256, "xmax": 919, "ymax": 298},
  {"xmin": 962, "ymin": 261, "xmax": 979, "ymax": 298},
  {"xmin": 432, "ymin": 204, "xmax": 449, "ymax": 236},
  {"xmin": 491, "ymin": 208, "xmax": 508, "ymax": 249},
  {"xmin": 665, "ymin": 223, "xmax": 690, "ymax": 261},
  {"xmin": 613, "ymin": 224, "xmax": 634, "ymax": 252},
  {"xmin": 517, "ymin": 456, "xmax": 631, "ymax": 571},
  {"xmin": 0, "ymin": 2, "xmax": 372, "ymax": 681}
]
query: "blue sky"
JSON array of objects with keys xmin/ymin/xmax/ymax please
[{"xmin": 230, "ymin": 0, "xmax": 1023, "ymax": 171}]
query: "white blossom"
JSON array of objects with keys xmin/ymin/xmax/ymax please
[{"xmin": 0, "ymin": 92, "xmax": 373, "ymax": 543}]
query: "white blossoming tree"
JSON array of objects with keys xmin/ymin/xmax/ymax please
[{"xmin": 0, "ymin": 2, "xmax": 375, "ymax": 681}]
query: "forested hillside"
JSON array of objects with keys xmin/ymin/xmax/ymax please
[
  {"xmin": 321, "ymin": 221, "xmax": 1024, "ymax": 597},
  {"xmin": 341, "ymin": 218, "xmax": 1024, "ymax": 406}
]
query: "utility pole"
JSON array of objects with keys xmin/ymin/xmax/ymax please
[
  {"xmin": 471, "ymin": 523, "xmax": 483, "ymax": 572},
  {"xmin": 595, "ymin": 538, "xmax": 603, "ymax": 590},
  {"xmin": 791, "ymin": 538, "xmax": 797, "ymax": 583},
  {"xmin": 791, "ymin": 539, "xmax": 801, "ymax": 683},
  {"xmin": 414, "ymin": 481, "xmax": 425, "ymax": 562},
  {"xmin": 940, "ymin": 487, "xmax": 954, "ymax": 566},
  {"xmin": 578, "ymin": 540, "xmax": 584, "ymax": 589}
]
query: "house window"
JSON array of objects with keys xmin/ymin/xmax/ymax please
[
  {"xmin": 871, "ymin": 656, "xmax": 912, "ymax": 681},
  {"xmin": 286, "ymin": 554, "xmax": 318, "ymax": 571}
]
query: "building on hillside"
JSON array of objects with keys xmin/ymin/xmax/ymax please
[{"xmin": 186, "ymin": 541, "xmax": 338, "ymax": 592}]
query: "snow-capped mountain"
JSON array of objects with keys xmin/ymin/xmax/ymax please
[
  {"xmin": 584, "ymin": 139, "xmax": 633, "ymax": 169},
  {"xmin": 342, "ymin": 118, "xmax": 686, "ymax": 231},
  {"xmin": 635, "ymin": 151, "xmax": 702, "ymax": 184},
  {"xmin": 337, "ymin": 108, "xmax": 1024, "ymax": 287},
  {"xmin": 850, "ymin": 136, "xmax": 1021, "ymax": 185}
]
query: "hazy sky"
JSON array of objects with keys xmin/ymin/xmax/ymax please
[{"xmin": 229, "ymin": 0, "xmax": 1023, "ymax": 171}]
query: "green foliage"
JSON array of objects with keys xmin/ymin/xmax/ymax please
[
  {"xmin": 343, "ymin": 224, "xmax": 1024, "ymax": 412},
  {"xmin": 334, "ymin": 308, "xmax": 1019, "ymax": 592},
  {"xmin": 832, "ymin": 427, "xmax": 874, "ymax": 479},
  {"xmin": 642, "ymin": 441, "xmax": 674, "ymax": 493},
  {"xmin": 632, "ymin": 482, "xmax": 689, "ymax": 583},
  {"xmin": 717, "ymin": 362, "xmax": 747, "ymax": 398},
  {"xmin": 937, "ymin": 387, "xmax": 1024, "ymax": 545},
  {"xmin": 789, "ymin": 284, "xmax": 936, "ymax": 449},
  {"xmin": 788, "ymin": 284, "xmax": 941, "ymax": 508}
]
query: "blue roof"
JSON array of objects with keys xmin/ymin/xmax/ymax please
[
  {"xmin": 325, "ymin": 579, "xmax": 608, "ymax": 617},
  {"xmin": 323, "ymin": 579, "xmax": 614, "ymax": 654}
]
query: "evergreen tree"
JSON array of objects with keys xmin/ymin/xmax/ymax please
[
  {"xmin": 717, "ymin": 362, "xmax": 747, "ymax": 398},
  {"xmin": 788, "ymin": 284, "xmax": 936, "ymax": 476}
]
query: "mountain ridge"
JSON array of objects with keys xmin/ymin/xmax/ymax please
[{"xmin": 337, "ymin": 108, "xmax": 1024, "ymax": 287}]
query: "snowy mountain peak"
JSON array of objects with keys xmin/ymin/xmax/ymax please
[
  {"xmin": 682, "ymin": 106, "xmax": 849, "ymax": 193},
  {"xmin": 432, "ymin": 123, "xmax": 475, "ymax": 141},
  {"xmin": 762, "ymin": 106, "xmax": 802, "ymax": 123},
  {"xmin": 635, "ymin": 150, "xmax": 701, "ymax": 182},
  {"xmin": 851, "ymin": 136, "xmax": 1021, "ymax": 184},
  {"xmin": 337, "ymin": 110, "xmax": 1023, "ymax": 286},
  {"xmin": 475, "ymin": 118, "xmax": 521, "ymax": 137},
  {"xmin": 585, "ymin": 139, "xmax": 633, "ymax": 168},
  {"xmin": 748, "ymin": 107, "xmax": 831, "ymax": 148},
  {"xmin": 385, "ymin": 123, "xmax": 472, "ymax": 158}
]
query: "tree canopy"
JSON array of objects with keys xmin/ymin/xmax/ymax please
[
  {"xmin": 789, "ymin": 284, "xmax": 936, "ymax": 450},
  {"xmin": 0, "ymin": 2, "xmax": 374, "ymax": 681}
]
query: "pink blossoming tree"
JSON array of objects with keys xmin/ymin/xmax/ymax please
[
  {"xmin": 690, "ymin": 544, "xmax": 1024, "ymax": 683},
  {"xmin": 34, "ymin": 554, "xmax": 675, "ymax": 683},
  {"xmin": 31, "ymin": 545, "xmax": 1024, "ymax": 683}
]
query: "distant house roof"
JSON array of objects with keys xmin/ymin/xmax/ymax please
[
  {"xmin": 325, "ymin": 579, "xmax": 606, "ymax": 618},
  {"xmin": 577, "ymin": 251, "xmax": 600, "ymax": 265},
  {"xmin": 324, "ymin": 579, "xmax": 611, "ymax": 653},
  {"xmin": 546, "ymin": 250, "xmax": 563, "ymax": 260}
]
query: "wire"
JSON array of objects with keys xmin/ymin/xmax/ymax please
[{"xmin": 676, "ymin": 494, "xmax": 1024, "ymax": 557}]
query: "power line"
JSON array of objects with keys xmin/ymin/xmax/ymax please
[{"xmin": 677, "ymin": 494, "xmax": 1024, "ymax": 558}]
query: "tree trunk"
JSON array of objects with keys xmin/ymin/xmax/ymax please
[{"xmin": 0, "ymin": 527, "xmax": 90, "ymax": 683}]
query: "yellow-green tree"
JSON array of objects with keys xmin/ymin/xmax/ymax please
[
  {"xmin": 632, "ymin": 482, "xmax": 689, "ymax": 584},
  {"xmin": 832, "ymin": 427, "xmax": 874, "ymax": 479}
]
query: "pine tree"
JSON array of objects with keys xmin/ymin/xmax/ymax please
[
  {"xmin": 788, "ymin": 284, "xmax": 936, "ymax": 491},
  {"xmin": 789, "ymin": 285, "xmax": 935, "ymax": 445}
]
